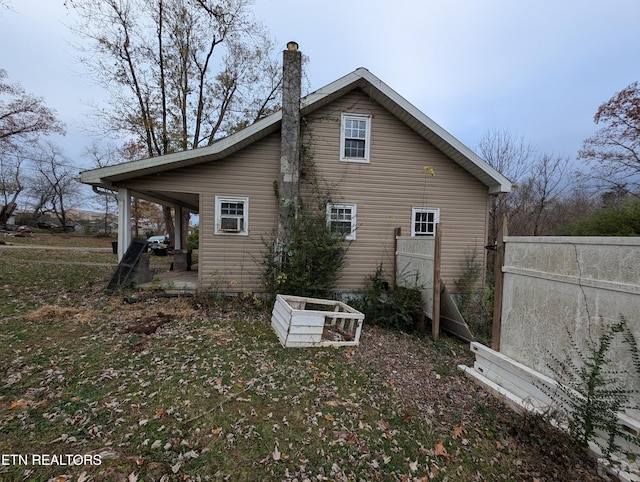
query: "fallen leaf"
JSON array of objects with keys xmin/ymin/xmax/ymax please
[
  {"xmin": 272, "ymin": 445, "xmax": 281, "ymax": 461},
  {"xmin": 9, "ymin": 400, "xmax": 28, "ymax": 410},
  {"xmin": 324, "ymin": 413, "xmax": 334, "ymax": 421},
  {"xmin": 401, "ymin": 412, "xmax": 413, "ymax": 424},
  {"xmin": 77, "ymin": 472, "xmax": 90, "ymax": 482},
  {"xmin": 409, "ymin": 460, "xmax": 418, "ymax": 472},
  {"xmin": 453, "ymin": 423, "xmax": 467, "ymax": 439},
  {"xmin": 434, "ymin": 441, "xmax": 451, "ymax": 460},
  {"xmin": 376, "ymin": 419, "xmax": 392, "ymax": 431}
]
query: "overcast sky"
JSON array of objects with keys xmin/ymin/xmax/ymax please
[{"xmin": 1, "ymin": 0, "xmax": 639, "ymax": 172}]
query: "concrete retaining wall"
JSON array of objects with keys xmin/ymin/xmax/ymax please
[{"xmin": 499, "ymin": 236, "xmax": 640, "ymax": 417}]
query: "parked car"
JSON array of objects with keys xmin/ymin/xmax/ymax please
[{"xmin": 147, "ymin": 235, "xmax": 170, "ymax": 255}]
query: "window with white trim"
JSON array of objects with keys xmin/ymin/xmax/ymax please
[
  {"xmin": 411, "ymin": 207, "xmax": 439, "ymax": 236},
  {"xmin": 215, "ymin": 196, "xmax": 248, "ymax": 235},
  {"xmin": 327, "ymin": 203, "xmax": 357, "ymax": 240},
  {"xmin": 340, "ymin": 113, "xmax": 371, "ymax": 162}
]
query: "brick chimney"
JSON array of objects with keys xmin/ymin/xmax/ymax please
[{"xmin": 278, "ymin": 41, "xmax": 302, "ymax": 248}]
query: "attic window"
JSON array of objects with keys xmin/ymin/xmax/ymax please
[
  {"xmin": 215, "ymin": 196, "xmax": 248, "ymax": 235},
  {"xmin": 340, "ymin": 113, "xmax": 371, "ymax": 163}
]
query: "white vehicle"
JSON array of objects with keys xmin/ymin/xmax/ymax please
[{"xmin": 147, "ymin": 235, "xmax": 169, "ymax": 254}]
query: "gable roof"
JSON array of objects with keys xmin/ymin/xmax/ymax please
[{"xmin": 80, "ymin": 68, "xmax": 512, "ymax": 195}]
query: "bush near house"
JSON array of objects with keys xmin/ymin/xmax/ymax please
[{"xmin": 261, "ymin": 205, "xmax": 349, "ymax": 300}]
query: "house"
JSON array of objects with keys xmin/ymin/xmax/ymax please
[{"xmin": 80, "ymin": 43, "xmax": 511, "ymax": 295}]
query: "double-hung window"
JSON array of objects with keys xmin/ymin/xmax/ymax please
[
  {"xmin": 327, "ymin": 203, "xmax": 357, "ymax": 240},
  {"xmin": 215, "ymin": 196, "xmax": 248, "ymax": 235},
  {"xmin": 411, "ymin": 207, "xmax": 439, "ymax": 236},
  {"xmin": 340, "ymin": 113, "xmax": 371, "ymax": 163}
]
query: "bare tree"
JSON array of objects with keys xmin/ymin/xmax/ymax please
[
  {"xmin": 31, "ymin": 143, "xmax": 80, "ymax": 232},
  {"xmin": 578, "ymin": 81, "xmax": 640, "ymax": 194},
  {"xmin": 477, "ymin": 129, "xmax": 575, "ymax": 236},
  {"xmin": 513, "ymin": 153, "xmax": 572, "ymax": 235},
  {"xmin": 68, "ymin": 0, "xmax": 282, "ymax": 246},
  {"xmin": 0, "ymin": 152, "xmax": 24, "ymax": 228},
  {"xmin": 476, "ymin": 129, "xmax": 535, "ymax": 242},
  {"xmin": 84, "ymin": 141, "xmax": 120, "ymax": 234},
  {"xmin": 0, "ymin": 70, "xmax": 65, "ymax": 228}
]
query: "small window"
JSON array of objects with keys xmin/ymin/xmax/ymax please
[
  {"xmin": 340, "ymin": 113, "xmax": 371, "ymax": 163},
  {"xmin": 215, "ymin": 196, "xmax": 248, "ymax": 235},
  {"xmin": 327, "ymin": 203, "xmax": 357, "ymax": 240},
  {"xmin": 411, "ymin": 207, "xmax": 439, "ymax": 236}
]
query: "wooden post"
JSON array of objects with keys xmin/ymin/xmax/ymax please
[
  {"xmin": 432, "ymin": 225, "xmax": 442, "ymax": 339},
  {"xmin": 393, "ymin": 227, "xmax": 401, "ymax": 287},
  {"xmin": 492, "ymin": 216, "xmax": 507, "ymax": 351}
]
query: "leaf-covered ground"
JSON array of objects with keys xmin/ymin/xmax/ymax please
[{"xmin": 1, "ymin": 297, "xmax": 603, "ymax": 481}]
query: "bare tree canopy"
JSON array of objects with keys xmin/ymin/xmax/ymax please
[
  {"xmin": 578, "ymin": 81, "xmax": 640, "ymax": 193},
  {"xmin": 478, "ymin": 129, "xmax": 573, "ymax": 237},
  {"xmin": 0, "ymin": 70, "xmax": 65, "ymax": 228},
  {"xmin": 31, "ymin": 143, "xmax": 81, "ymax": 232},
  {"xmin": 0, "ymin": 70, "xmax": 65, "ymax": 152},
  {"xmin": 68, "ymin": 0, "xmax": 281, "ymax": 156}
]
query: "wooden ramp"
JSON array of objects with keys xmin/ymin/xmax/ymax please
[{"xmin": 106, "ymin": 239, "xmax": 147, "ymax": 290}]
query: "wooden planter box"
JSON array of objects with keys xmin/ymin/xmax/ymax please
[{"xmin": 271, "ymin": 294, "xmax": 365, "ymax": 348}]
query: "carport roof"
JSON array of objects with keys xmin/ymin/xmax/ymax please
[{"xmin": 80, "ymin": 68, "xmax": 512, "ymax": 200}]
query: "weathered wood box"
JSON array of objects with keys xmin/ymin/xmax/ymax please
[{"xmin": 271, "ymin": 294, "xmax": 365, "ymax": 348}]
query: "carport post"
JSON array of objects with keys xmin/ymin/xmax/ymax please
[
  {"xmin": 116, "ymin": 188, "xmax": 132, "ymax": 262},
  {"xmin": 174, "ymin": 205, "xmax": 182, "ymax": 250}
]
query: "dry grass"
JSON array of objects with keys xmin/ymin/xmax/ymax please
[
  {"xmin": 2, "ymin": 233, "xmax": 115, "ymax": 248},
  {"xmin": 22, "ymin": 306, "xmax": 100, "ymax": 324}
]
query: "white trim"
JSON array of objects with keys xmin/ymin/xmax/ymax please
[
  {"xmin": 215, "ymin": 195, "xmax": 249, "ymax": 236},
  {"xmin": 411, "ymin": 206, "xmax": 440, "ymax": 236},
  {"xmin": 340, "ymin": 113, "xmax": 371, "ymax": 163},
  {"xmin": 327, "ymin": 202, "xmax": 357, "ymax": 240}
]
